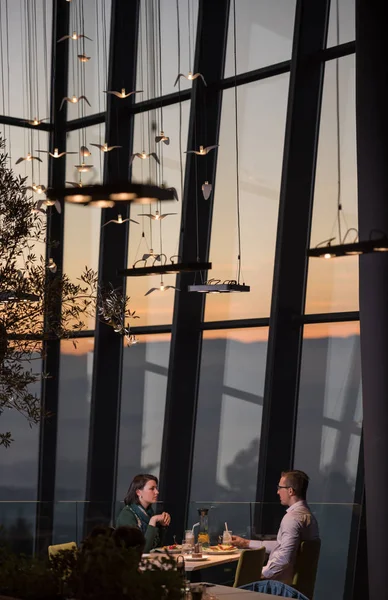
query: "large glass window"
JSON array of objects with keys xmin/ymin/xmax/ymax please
[
  {"xmin": 115, "ymin": 334, "xmax": 171, "ymax": 507},
  {"xmin": 190, "ymin": 328, "xmax": 268, "ymax": 502},
  {"xmin": 224, "ymin": 0, "xmax": 295, "ymax": 76},
  {"xmin": 53, "ymin": 338, "xmax": 94, "ymax": 543},
  {"xmin": 306, "ymin": 55, "xmax": 357, "ymax": 314},
  {"xmin": 0, "ymin": 1, "xmax": 52, "ymax": 119},
  {"xmin": 327, "ymin": 0, "xmax": 355, "ymax": 48},
  {"xmin": 67, "ymin": 0, "xmax": 112, "ymax": 119},
  {"xmin": 0, "ymin": 356, "xmax": 42, "ymax": 554},
  {"xmin": 127, "ymin": 102, "xmax": 190, "ymax": 326},
  {"xmin": 64, "ymin": 125, "xmax": 103, "ymax": 329},
  {"xmin": 294, "ymin": 322, "xmax": 361, "ymax": 600},
  {"xmin": 136, "ymin": 0, "xmax": 199, "ymax": 100},
  {"xmin": 205, "ymin": 76, "xmax": 289, "ymax": 321}
]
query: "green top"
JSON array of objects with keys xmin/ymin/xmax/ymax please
[{"xmin": 116, "ymin": 505, "xmax": 165, "ymax": 553}]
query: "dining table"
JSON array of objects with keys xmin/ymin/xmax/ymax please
[
  {"xmin": 199, "ymin": 583, "xmax": 284, "ymax": 600},
  {"xmin": 146, "ymin": 549, "xmax": 241, "ymax": 584}
]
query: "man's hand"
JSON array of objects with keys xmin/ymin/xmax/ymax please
[{"xmin": 231, "ymin": 535, "xmax": 250, "ymax": 549}]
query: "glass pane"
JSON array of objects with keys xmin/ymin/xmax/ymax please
[
  {"xmin": 127, "ymin": 102, "xmax": 190, "ymax": 326},
  {"xmin": 205, "ymin": 76, "xmax": 289, "ymax": 321},
  {"xmin": 294, "ymin": 322, "xmax": 362, "ymax": 600},
  {"xmin": 0, "ymin": 356, "xmax": 42, "ymax": 554},
  {"xmin": 136, "ymin": 0, "xmax": 199, "ymax": 100},
  {"xmin": 53, "ymin": 339, "xmax": 94, "ymax": 542},
  {"xmin": 327, "ymin": 0, "xmax": 355, "ymax": 47},
  {"xmin": 67, "ymin": 0, "xmax": 112, "ymax": 119},
  {"xmin": 306, "ymin": 55, "xmax": 357, "ymax": 314},
  {"xmin": 64, "ymin": 125, "xmax": 103, "ymax": 329},
  {"xmin": 0, "ymin": 1, "xmax": 52, "ymax": 119},
  {"xmin": 190, "ymin": 329, "xmax": 268, "ymax": 502},
  {"xmin": 224, "ymin": 0, "xmax": 295, "ymax": 77},
  {"xmin": 0, "ymin": 126, "xmax": 47, "ymax": 263},
  {"xmin": 115, "ymin": 334, "xmax": 171, "ymax": 509}
]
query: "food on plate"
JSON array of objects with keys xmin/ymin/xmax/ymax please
[
  {"xmin": 163, "ymin": 544, "xmax": 182, "ymax": 551},
  {"xmin": 209, "ymin": 544, "xmax": 235, "ymax": 552},
  {"xmin": 192, "ymin": 551, "xmax": 203, "ymax": 558}
]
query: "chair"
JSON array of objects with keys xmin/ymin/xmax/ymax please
[
  {"xmin": 233, "ymin": 547, "xmax": 266, "ymax": 587},
  {"xmin": 291, "ymin": 539, "xmax": 321, "ymax": 599},
  {"xmin": 48, "ymin": 541, "xmax": 77, "ymax": 558}
]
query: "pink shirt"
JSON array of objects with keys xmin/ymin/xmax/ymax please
[{"xmin": 249, "ymin": 500, "xmax": 319, "ymax": 584}]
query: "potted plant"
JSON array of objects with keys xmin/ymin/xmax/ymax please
[{"xmin": 0, "ymin": 534, "xmax": 184, "ymax": 600}]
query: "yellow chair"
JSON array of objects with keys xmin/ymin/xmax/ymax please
[
  {"xmin": 48, "ymin": 541, "xmax": 77, "ymax": 558},
  {"xmin": 292, "ymin": 539, "xmax": 321, "ymax": 600},
  {"xmin": 233, "ymin": 547, "xmax": 266, "ymax": 587}
]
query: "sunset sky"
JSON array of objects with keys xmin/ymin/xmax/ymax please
[{"xmin": 1, "ymin": 0, "xmax": 359, "ymax": 340}]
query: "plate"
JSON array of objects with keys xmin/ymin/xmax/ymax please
[
  {"xmin": 152, "ymin": 547, "xmax": 182, "ymax": 554},
  {"xmin": 206, "ymin": 548, "xmax": 238, "ymax": 555},
  {"xmin": 185, "ymin": 554, "xmax": 209, "ymax": 561}
]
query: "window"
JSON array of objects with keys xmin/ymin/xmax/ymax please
[
  {"xmin": 306, "ymin": 55, "xmax": 357, "ymax": 314},
  {"xmin": 224, "ymin": 0, "xmax": 295, "ymax": 76},
  {"xmin": 53, "ymin": 338, "xmax": 94, "ymax": 543},
  {"xmin": 115, "ymin": 334, "xmax": 171, "ymax": 506},
  {"xmin": 294, "ymin": 322, "xmax": 362, "ymax": 600},
  {"xmin": 205, "ymin": 76, "xmax": 289, "ymax": 321},
  {"xmin": 126, "ymin": 102, "xmax": 190, "ymax": 326},
  {"xmin": 191, "ymin": 329, "xmax": 268, "ymax": 502}
]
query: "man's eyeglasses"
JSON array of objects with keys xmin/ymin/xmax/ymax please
[{"xmin": 277, "ymin": 485, "xmax": 291, "ymax": 490}]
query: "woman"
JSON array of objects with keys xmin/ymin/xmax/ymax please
[{"xmin": 116, "ymin": 474, "xmax": 171, "ymax": 553}]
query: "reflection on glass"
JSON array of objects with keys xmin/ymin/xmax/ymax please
[
  {"xmin": 136, "ymin": 0, "xmax": 199, "ymax": 100},
  {"xmin": 306, "ymin": 55, "xmax": 357, "ymax": 314},
  {"xmin": 294, "ymin": 322, "xmax": 361, "ymax": 600},
  {"xmin": 327, "ymin": 0, "xmax": 355, "ymax": 47},
  {"xmin": 127, "ymin": 102, "xmax": 190, "ymax": 326},
  {"xmin": 205, "ymin": 77, "xmax": 289, "ymax": 321},
  {"xmin": 0, "ymin": 356, "xmax": 42, "ymax": 553},
  {"xmin": 115, "ymin": 335, "xmax": 171, "ymax": 508},
  {"xmin": 191, "ymin": 329, "xmax": 268, "ymax": 503},
  {"xmin": 224, "ymin": 0, "xmax": 295, "ymax": 77},
  {"xmin": 53, "ymin": 338, "xmax": 94, "ymax": 543}
]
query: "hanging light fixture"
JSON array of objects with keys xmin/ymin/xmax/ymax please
[
  {"xmin": 46, "ymin": 182, "xmax": 178, "ymax": 207},
  {"xmin": 307, "ymin": 0, "xmax": 382, "ymax": 259},
  {"xmin": 189, "ymin": 0, "xmax": 250, "ymax": 294}
]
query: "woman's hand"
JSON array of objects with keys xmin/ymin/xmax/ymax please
[
  {"xmin": 231, "ymin": 535, "xmax": 250, "ymax": 549},
  {"xmin": 149, "ymin": 512, "xmax": 171, "ymax": 527}
]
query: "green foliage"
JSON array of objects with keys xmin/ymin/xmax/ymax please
[
  {"xmin": 0, "ymin": 535, "xmax": 184, "ymax": 600},
  {"xmin": 0, "ymin": 137, "xmax": 138, "ymax": 447}
]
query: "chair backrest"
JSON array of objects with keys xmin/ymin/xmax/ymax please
[
  {"xmin": 292, "ymin": 539, "xmax": 321, "ymax": 599},
  {"xmin": 48, "ymin": 541, "xmax": 77, "ymax": 558},
  {"xmin": 233, "ymin": 547, "xmax": 266, "ymax": 588}
]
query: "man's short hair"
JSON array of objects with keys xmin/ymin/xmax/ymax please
[{"xmin": 281, "ymin": 470, "xmax": 309, "ymax": 499}]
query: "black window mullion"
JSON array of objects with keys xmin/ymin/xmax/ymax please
[
  {"xmin": 255, "ymin": 0, "xmax": 331, "ymax": 525},
  {"xmin": 158, "ymin": 0, "xmax": 230, "ymax": 539},
  {"xmin": 84, "ymin": 0, "xmax": 140, "ymax": 534},
  {"xmin": 35, "ymin": 0, "xmax": 70, "ymax": 553}
]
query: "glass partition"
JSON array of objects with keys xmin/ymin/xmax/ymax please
[{"xmin": 0, "ymin": 499, "xmax": 361, "ymax": 600}]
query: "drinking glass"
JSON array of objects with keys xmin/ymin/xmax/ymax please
[
  {"xmin": 222, "ymin": 530, "xmax": 232, "ymax": 544},
  {"xmin": 185, "ymin": 530, "xmax": 195, "ymax": 545}
]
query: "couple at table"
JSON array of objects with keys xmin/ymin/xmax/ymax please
[{"xmin": 116, "ymin": 469, "xmax": 319, "ymax": 584}]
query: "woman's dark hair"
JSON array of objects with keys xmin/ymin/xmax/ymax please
[{"xmin": 124, "ymin": 473, "xmax": 158, "ymax": 505}]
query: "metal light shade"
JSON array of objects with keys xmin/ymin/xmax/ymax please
[
  {"xmin": 118, "ymin": 262, "xmax": 212, "ymax": 277},
  {"xmin": 188, "ymin": 283, "xmax": 250, "ymax": 293},
  {"xmin": 46, "ymin": 182, "xmax": 178, "ymax": 207},
  {"xmin": 307, "ymin": 237, "xmax": 388, "ymax": 258}
]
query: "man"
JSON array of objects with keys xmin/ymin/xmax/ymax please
[{"xmin": 232, "ymin": 470, "xmax": 319, "ymax": 584}]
